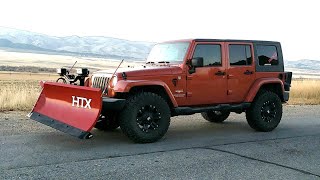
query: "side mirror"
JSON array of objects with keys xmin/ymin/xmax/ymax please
[
  {"xmin": 188, "ymin": 57, "xmax": 204, "ymax": 74},
  {"xmin": 191, "ymin": 57, "xmax": 204, "ymax": 67}
]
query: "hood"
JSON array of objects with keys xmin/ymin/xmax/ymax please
[{"xmin": 93, "ymin": 65, "xmax": 183, "ymax": 77}]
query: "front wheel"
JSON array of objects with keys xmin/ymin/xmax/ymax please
[
  {"xmin": 119, "ymin": 92, "xmax": 171, "ymax": 143},
  {"xmin": 94, "ymin": 112, "xmax": 119, "ymax": 131},
  {"xmin": 246, "ymin": 91, "xmax": 283, "ymax": 132}
]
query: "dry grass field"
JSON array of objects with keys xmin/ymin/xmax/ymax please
[
  {"xmin": 0, "ymin": 72, "xmax": 319, "ymax": 111},
  {"xmin": 289, "ymin": 79, "xmax": 320, "ymax": 105},
  {"xmin": 0, "ymin": 73, "xmax": 58, "ymax": 111}
]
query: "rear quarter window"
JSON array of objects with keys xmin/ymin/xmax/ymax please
[{"xmin": 257, "ymin": 45, "xmax": 279, "ymax": 66}]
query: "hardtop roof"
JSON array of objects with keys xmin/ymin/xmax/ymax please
[{"xmin": 194, "ymin": 39, "xmax": 280, "ymax": 44}]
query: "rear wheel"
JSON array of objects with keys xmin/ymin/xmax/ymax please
[
  {"xmin": 201, "ymin": 110, "xmax": 230, "ymax": 123},
  {"xmin": 119, "ymin": 92, "xmax": 171, "ymax": 143},
  {"xmin": 95, "ymin": 112, "xmax": 119, "ymax": 131},
  {"xmin": 246, "ymin": 91, "xmax": 283, "ymax": 132}
]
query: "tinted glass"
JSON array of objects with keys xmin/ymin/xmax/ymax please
[
  {"xmin": 229, "ymin": 45, "xmax": 252, "ymax": 66},
  {"xmin": 257, "ymin": 45, "xmax": 279, "ymax": 66},
  {"xmin": 193, "ymin": 44, "xmax": 221, "ymax": 67}
]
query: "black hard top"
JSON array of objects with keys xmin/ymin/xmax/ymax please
[{"xmin": 194, "ymin": 39, "xmax": 280, "ymax": 44}]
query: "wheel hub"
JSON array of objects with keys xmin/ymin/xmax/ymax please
[
  {"xmin": 261, "ymin": 101, "xmax": 276, "ymax": 123},
  {"xmin": 136, "ymin": 105, "xmax": 161, "ymax": 133},
  {"xmin": 213, "ymin": 111, "xmax": 222, "ymax": 116}
]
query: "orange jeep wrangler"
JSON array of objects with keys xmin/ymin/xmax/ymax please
[
  {"xmin": 91, "ymin": 39, "xmax": 292, "ymax": 143},
  {"xmin": 30, "ymin": 39, "xmax": 292, "ymax": 143}
]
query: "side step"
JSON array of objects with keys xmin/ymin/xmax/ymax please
[{"xmin": 173, "ymin": 103, "xmax": 251, "ymax": 116}]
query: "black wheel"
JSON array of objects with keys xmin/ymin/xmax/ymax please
[
  {"xmin": 201, "ymin": 110, "xmax": 230, "ymax": 123},
  {"xmin": 95, "ymin": 112, "xmax": 119, "ymax": 131},
  {"xmin": 56, "ymin": 77, "xmax": 67, "ymax": 84},
  {"xmin": 119, "ymin": 92, "xmax": 171, "ymax": 143},
  {"xmin": 246, "ymin": 91, "xmax": 283, "ymax": 132}
]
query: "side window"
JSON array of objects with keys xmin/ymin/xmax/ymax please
[
  {"xmin": 192, "ymin": 44, "xmax": 221, "ymax": 67},
  {"xmin": 257, "ymin": 45, "xmax": 279, "ymax": 66},
  {"xmin": 229, "ymin": 45, "xmax": 252, "ymax": 66}
]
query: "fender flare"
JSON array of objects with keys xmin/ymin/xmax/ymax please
[
  {"xmin": 114, "ymin": 80, "xmax": 178, "ymax": 107},
  {"xmin": 245, "ymin": 78, "xmax": 284, "ymax": 102}
]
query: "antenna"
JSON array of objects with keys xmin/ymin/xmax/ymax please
[
  {"xmin": 111, "ymin": 59, "xmax": 124, "ymax": 79},
  {"xmin": 69, "ymin": 61, "xmax": 77, "ymax": 72},
  {"xmin": 102, "ymin": 59, "xmax": 124, "ymax": 94}
]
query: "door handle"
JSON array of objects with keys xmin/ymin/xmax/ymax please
[
  {"xmin": 244, "ymin": 70, "xmax": 253, "ymax": 75},
  {"xmin": 215, "ymin": 71, "xmax": 226, "ymax": 76}
]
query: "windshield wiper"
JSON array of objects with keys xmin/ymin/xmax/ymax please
[
  {"xmin": 146, "ymin": 61, "xmax": 171, "ymax": 65},
  {"xmin": 157, "ymin": 61, "xmax": 170, "ymax": 64}
]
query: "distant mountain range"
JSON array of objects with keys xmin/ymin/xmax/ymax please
[
  {"xmin": 285, "ymin": 59, "xmax": 320, "ymax": 71},
  {"xmin": 0, "ymin": 27, "xmax": 154, "ymax": 60},
  {"xmin": 0, "ymin": 27, "xmax": 320, "ymax": 76},
  {"xmin": 285, "ymin": 59, "xmax": 320, "ymax": 78}
]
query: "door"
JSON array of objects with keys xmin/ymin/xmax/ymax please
[
  {"xmin": 226, "ymin": 43, "xmax": 256, "ymax": 103},
  {"xmin": 186, "ymin": 42, "xmax": 227, "ymax": 106}
]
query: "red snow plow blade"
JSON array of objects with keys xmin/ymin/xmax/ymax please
[{"xmin": 29, "ymin": 82, "xmax": 102, "ymax": 139}]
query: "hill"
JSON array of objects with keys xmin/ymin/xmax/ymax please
[{"xmin": 0, "ymin": 27, "xmax": 154, "ymax": 60}]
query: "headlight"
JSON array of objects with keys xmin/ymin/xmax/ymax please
[
  {"xmin": 109, "ymin": 76, "xmax": 118, "ymax": 88},
  {"xmin": 76, "ymin": 68, "xmax": 89, "ymax": 76},
  {"xmin": 76, "ymin": 68, "xmax": 83, "ymax": 74},
  {"xmin": 57, "ymin": 68, "xmax": 67, "ymax": 75}
]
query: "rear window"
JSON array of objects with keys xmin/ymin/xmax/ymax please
[{"xmin": 257, "ymin": 45, "xmax": 279, "ymax": 66}]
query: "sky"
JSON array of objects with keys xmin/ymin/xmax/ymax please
[{"xmin": 0, "ymin": 0, "xmax": 319, "ymax": 61}]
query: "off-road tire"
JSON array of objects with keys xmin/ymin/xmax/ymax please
[
  {"xmin": 201, "ymin": 111, "xmax": 230, "ymax": 123},
  {"xmin": 119, "ymin": 92, "xmax": 171, "ymax": 143},
  {"xmin": 246, "ymin": 91, "xmax": 283, "ymax": 132},
  {"xmin": 95, "ymin": 112, "xmax": 119, "ymax": 131}
]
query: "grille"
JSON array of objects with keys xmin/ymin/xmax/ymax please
[{"xmin": 92, "ymin": 76, "xmax": 110, "ymax": 91}]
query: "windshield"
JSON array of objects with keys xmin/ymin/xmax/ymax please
[{"xmin": 146, "ymin": 42, "xmax": 190, "ymax": 64}]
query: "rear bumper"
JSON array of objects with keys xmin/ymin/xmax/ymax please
[
  {"xmin": 102, "ymin": 97, "xmax": 126, "ymax": 112},
  {"xmin": 283, "ymin": 92, "xmax": 290, "ymax": 102}
]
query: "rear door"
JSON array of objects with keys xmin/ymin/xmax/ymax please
[
  {"xmin": 186, "ymin": 42, "xmax": 227, "ymax": 105},
  {"xmin": 226, "ymin": 43, "xmax": 256, "ymax": 103}
]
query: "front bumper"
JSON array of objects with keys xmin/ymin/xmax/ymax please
[{"xmin": 102, "ymin": 97, "xmax": 126, "ymax": 112}]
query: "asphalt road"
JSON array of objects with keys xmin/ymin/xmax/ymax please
[{"xmin": 1, "ymin": 105, "xmax": 320, "ymax": 179}]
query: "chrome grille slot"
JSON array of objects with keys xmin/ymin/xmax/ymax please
[
  {"xmin": 92, "ymin": 76, "xmax": 110, "ymax": 91},
  {"xmin": 104, "ymin": 78, "xmax": 109, "ymax": 90}
]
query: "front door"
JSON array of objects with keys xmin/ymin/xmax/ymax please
[
  {"xmin": 186, "ymin": 42, "xmax": 227, "ymax": 106},
  {"xmin": 226, "ymin": 43, "xmax": 256, "ymax": 103}
]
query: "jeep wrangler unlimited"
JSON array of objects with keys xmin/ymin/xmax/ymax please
[{"xmin": 30, "ymin": 39, "xmax": 292, "ymax": 143}]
